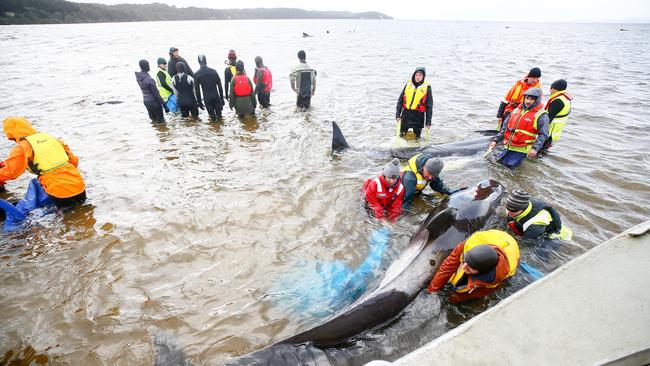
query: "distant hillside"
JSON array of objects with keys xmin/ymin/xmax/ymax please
[{"xmin": 0, "ymin": 0, "xmax": 392, "ymax": 25}]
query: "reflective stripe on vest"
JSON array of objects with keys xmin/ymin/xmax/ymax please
[
  {"xmin": 403, "ymin": 81, "xmax": 430, "ymax": 112},
  {"xmin": 374, "ymin": 177, "xmax": 404, "ymax": 198},
  {"xmin": 403, "ymin": 155, "xmax": 427, "ymax": 191},
  {"xmin": 155, "ymin": 68, "xmax": 173, "ymax": 102},
  {"xmin": 25, "ymin": 132, "xmax": 69, "ymax": 175},
  {"xmin": 448, "ymin": 230, "xmax": 520, "ymax": 291},
  {"xmin": 502, "ymin": 103, "xmax": 547, "ymax": 153},
  {"xmin": 233, "ymin": 75, "xmax": 252, "ymax": 97},
  {"xmin": 546, "ymin": 92, "xmax": 572, "ymax": 141}
]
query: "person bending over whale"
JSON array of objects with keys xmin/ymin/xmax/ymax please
[
  {"xmin": 505, "ymin": 189, "xmax": 572, "ymax": 241},
  {"xmin": 400, "ymin": 154, "xmax": 465, "ymax": 208},
  {"xmin": 363, "ymin": 158, "xmax": 404, "ymax": 222},
  {"xmin": 426, "ymin": 229, "xmax": 520, "ymax": 303},
  {"xmin": 0, "ymin": 117, "xmax": 86, "ymax": 210}
]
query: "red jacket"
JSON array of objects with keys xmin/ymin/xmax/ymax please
[
  {"xmin": 363, "ymin": 175, "xmax": 404, "ymax": 222},
  {"xmin": 427, "ymin": 241, "xmax": 512, "ymax": 303}
]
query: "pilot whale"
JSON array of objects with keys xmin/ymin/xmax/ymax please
[
  {"xmin": 331, "ymin": 121, "xmax": 494, "ymax": 159},
  {"xmin": 225, "ymin": 179, "xmax": 504, "ymax": 365}
]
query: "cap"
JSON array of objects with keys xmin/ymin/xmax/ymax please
[
  {"xmin": 506, "ymin": 189, "xmax": 530, "ymax": 212},
  {"xmin": 523, "ymin": 87, "xmax": 542, "ymax": 100},
  {"xmin": 551, "ymin": 79, "xmax": 567, "ymax": 91},
  {"xmin": 465, "ymin": 245, "xmax": 499, "ymax": 274},
  {"xmin": 527, "ymin": 67, "xmax": 541, "ymax": 78},
  {"xmin": 383, "ymin": 158, "xmax": 401, "ymax": 179},
  {"xmin": 424, "ymin": 158, "xmax": 443, "ymax": 176}
]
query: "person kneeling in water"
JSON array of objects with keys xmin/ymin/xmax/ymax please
[
  {"xmin": 0, "ymin": 117, "xmax": 86, "ymax": 210},
  {"xmin": 363, "ymin": 158, "xmax": 405, "ymax": 222}
]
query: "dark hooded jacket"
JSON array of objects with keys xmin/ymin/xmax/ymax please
[
  {"xmin": 135, "ymin": 71, "xmax": 164, "ymax": 105},
  {"xmin": 168, "ymin": 55, "xmax": 193, "ymax": 77},
  {"xmin": 396, "ymin": 67, "xmax": 433, "ymax": 126}
]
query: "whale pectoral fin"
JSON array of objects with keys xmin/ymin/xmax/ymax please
[
  {"xmin": 331, "ymin": 121, "xmax": 350, "ymax": 151},
  {"xmin": 426, "ymin": 207, "xmax": 458, "ymax": 238}
]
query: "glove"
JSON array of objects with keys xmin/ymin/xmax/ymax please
[
  {"xmin": 163, "ymin": 104, "xmax": 170, "ymax": 113},
  {"xmin": 197, "ymin": 101, "xmax": 205, "ymax": 110}
]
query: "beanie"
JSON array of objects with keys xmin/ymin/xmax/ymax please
[
  {"xmin": 424, "ymin": 158, "xmax": 443, "ymax": 176},
  {"xmin": 228, "ymin": 49, "xmax": 237, "ymax": 59},
  {"xmin": 527, "ymin": 67, "xmax": 541, "ymax": 78},
  {"xmin": 175, "ymin": 61, "xmax": 185, "ymax": 73},
  {"xmin": 506, "ymin": 189, "xmax": 530, "ymax": 212},
  {"xmin": 169, "ymin": 46, "xmax": 178, "ymax": 53},
  {"xmin": 383, "ymin": 158, "xmax": 401, "ymax": 179},
  {"xmin": 551, "ymin": 79, "xmax": 567, "ymax": 91},
  {"xmin": 139, "ymin": 59, "xmax": 150, "ymax": 72},
  {"xmin": 297, "ymin": 50, "xmax": 306, "ymax": 60},
  {"xmin": 235, "ymin": 60, "xmax": 245, "ymax": 73},
  {"xmin": 465, "ymin": 245, "xmax": 499, "ymax": 274},
  {"xmin": 157, "ymin": 57, "xmax": 166, "ymax": 65}
]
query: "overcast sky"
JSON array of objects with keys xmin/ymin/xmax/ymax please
[{"xmin": 71, "ymin": 0, "xmax": 650, "ymax": 22}]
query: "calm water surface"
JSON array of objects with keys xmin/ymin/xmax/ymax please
[{"xmin": 1, "ymin": 19, "xmax": 649, "ymax": 365}]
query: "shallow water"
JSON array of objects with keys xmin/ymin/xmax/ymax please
[{"xmin": 1, "ymin": 19, "xmax": 649, "ymax": 365}]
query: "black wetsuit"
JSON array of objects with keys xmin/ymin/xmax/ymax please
[
  {"xmin": 173, "ymin": 73, "xmax": 198, "ymax": 118},
  {"xmin": 194, "ymin": 65, "xmax": 225, "ymax": 121}
]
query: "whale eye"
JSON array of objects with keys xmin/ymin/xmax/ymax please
[{"xmin": 429, "ymin": 259, "xmax": 436, "ymax": 266}]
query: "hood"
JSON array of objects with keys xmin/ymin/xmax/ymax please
[
  {"xmin": 135, "ymin": 71, "xmax": 149, "ymax": 83},
  {"xmin": 3, "ymin": 117, "xmax": 37, "ymax": 142},
  {"xmin": 411, "ymin": 67, "xmax": 426, "ymax": 86},
  {"xmin": 523, "ymin": 87, "xmax": 543, "ymax": 109}
]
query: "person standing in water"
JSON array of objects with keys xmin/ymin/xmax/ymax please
[
  {"xmin": 254, "ymin": 56, "xmax": 273, "ymax": 109},
  {"xmin": 223, "ymin": 49, "xmax": 238, "ymax": 101},
  {"xmin": 229, "ymin": 61, "xmax": 256, "ymax": 117},
  {"xmin": 194, "ymin": 54, "xmax": 224, "ymax": 122},
  {"xmin": 135, "ymin": 59, "xmax": 168, "ymax": 123},
  {"xmin": 395, "ymin": 67, "xmax": 433, "ymax": 139},
  {"xmin": 172, "ymin": 62, "xmax": 199, "ymax": 119},
  {"xmin": 541, "ymin": 79, "xmax": 573, "ymax": 152},
  {"xmin": 167, "ymin": 47, "xmax": 193, "ymax": 77},
  {"xmin": 290, "ymin": 50, "xmax": 317, "ymax": 109},
  {"xmin": 496, "ymin": 67, "xmax": 542, "ymax": 130}
]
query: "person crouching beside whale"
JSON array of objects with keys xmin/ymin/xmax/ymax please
[
  {"xmin": 505, "ymin": 189, "xmax": 572, "ymax": 240},
  {"xmin": 426, "ymin": 230, "xmax": 520, "ymax": 303},
  {"xmin": 363, "ymin": 158, "xmax": 405, "ymax": 222},
  {"xmin": 401, "ymin": 154, "xmax": 465, "ymax": 208},
  {"xmin": 0, "ymin": 117, "xmax": 86, "ymax": 209},
  {"xmin": 489, "ymin": 87, "xmax": 549, "ymax": 169}
]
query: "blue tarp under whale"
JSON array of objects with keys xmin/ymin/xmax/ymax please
[{"xmin": 0, "ymin": 178, "xmax": 56, "ymax": 232}]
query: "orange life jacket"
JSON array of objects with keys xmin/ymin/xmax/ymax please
[
  {"xmin": 502, "ymin": 103, "xmax": 546, "ymax": 151},
  {"xmin": 233, "ymin": 75, "xmax": 252, "ymax": 97},
  {"xmin": 503, "ymin": 78, "xmax": 541, "ymax": 115}
]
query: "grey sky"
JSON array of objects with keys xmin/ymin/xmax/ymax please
[{"xmin": 71, "ymin": 0, "xmax": 650, "ymax": 22}]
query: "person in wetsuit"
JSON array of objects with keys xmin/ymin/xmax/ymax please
[
  {"xmin": 194, "ymin": 54, "xmax": 224, "ymax": 122},
  {"xmin": 172, "ymin": 62, "xmax": 199, "ymax": 119}
]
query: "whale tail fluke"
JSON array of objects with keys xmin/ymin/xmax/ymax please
[{"xmin": 331, "ymin": 121, "xmax": 349, "ymax": 151}]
